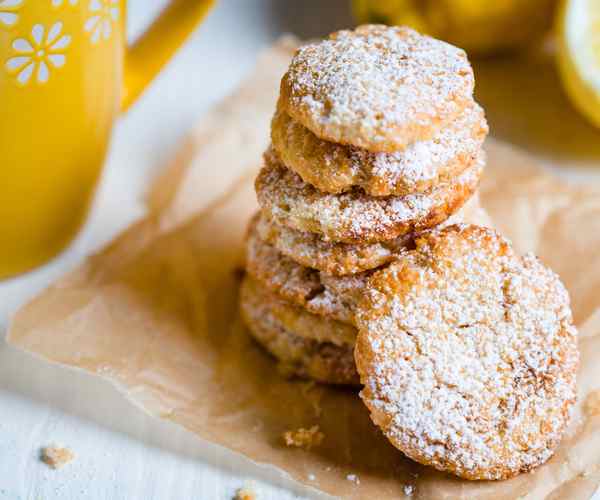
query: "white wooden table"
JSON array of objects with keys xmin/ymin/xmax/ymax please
[{"xmin": 1, "ymin": 1, "xmax": 599, "ymax": 499}]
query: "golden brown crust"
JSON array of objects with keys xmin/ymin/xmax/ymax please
[
  {"xmin": 245, "ymin": 215, "xmax": 366, "ymax": 324},
  {"xmin": 271, "ymin": 104, "xmax": 487, "ymax": 196},
  {"xmin": 242, "ymin": 276, "xmax": 357, "ymax": 346},
  {"xmin": 256, "ymin": 148, "xmax": 483, "ymax": 244},
  {"xmin": 280, "ymin": 25, "xmax": 475, "ymax": 152},
  {"xmin": 240, "ymin": 276, "xmax": 359, "ymax": 386},
  {"xmin": 354, "ymin": 224, "xmax": 579, "ymax": 480},
  {"xmin": 255, "ymin": 194, "xmax": 491, "ymax": 276},
  {"xmin": 255, "ymin": 214, "xmax": 409, "ymax": 277}
]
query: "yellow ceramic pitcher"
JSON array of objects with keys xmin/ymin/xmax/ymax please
[{"xmin": 0, "ymin": 0, "xmax": 214, "ymax": 279}]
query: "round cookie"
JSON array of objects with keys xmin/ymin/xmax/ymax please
[
  {"xmin": 354, "ymin": 224, "xmax": 579, "ymax": 480},
  {"xmin": 280, "ymin": 25, "xmax": 475, "ymax": 152},
  {"xmin": 256, "ymin": 194, "xmax": 491, "ymax": 276},
  {"xmin": 256, "ymin": 148, "xmax": 484, "ymax": 244},
  {"xmin": 271, "ymin": 103, "xmax": 487, "ymax": 196},
  {"xmin": 240, "ymin": 276, "xmax": 359, "ymax": 385},
  {"xmin": 243, "ymin": 275, "xmax": 357, "ymax": 347},
  {"xmin": 245, "ymin": 216, "xmax": 367, "ymax": 324},
  {"xmin": 255, "ymin": 214, "xmax": 410, "ymax": 277}
]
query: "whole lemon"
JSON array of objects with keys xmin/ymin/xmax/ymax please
[{"xmin": 352, "ymin": 0, "xmax": 557, "ymax": 55}]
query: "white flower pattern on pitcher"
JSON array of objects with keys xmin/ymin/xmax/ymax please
[
  {"xmin": 5, "ymin": 22, "xmax": 71, "ymax": 84},
  {"xmin": 52, "ymin": 0, "xmax": 79, "ymax": 6},
  {"xmin": 85, "ymin": 0, "xmax": 119, "ymax": 44},
  {"xmin": 0, "ymin": 0, "xmax": 22, "ymax": 28}
]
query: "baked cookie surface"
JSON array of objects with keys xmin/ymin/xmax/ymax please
[
  {"xmin": 280, "ymin": 25, "xmax": 475, "ymax": 152},
  {"xmin": 240, "ymin": 276, "xmax": 359, "ymax": 385},
  {"xmin": 271, "ymin": 104, "xmax": 487, "ymax": 196},
  {"xmin": 245, "ymin": 216, "xmax": 366, "ymax": 324},
  {"xmin": 255, "ymin": 214, "xmax": 409, "ymax": 277},
  {"xmin": 255, "ymin": 194, "xmax": 490, "ymax": 276},
  {"xmin": 256, "ymin": 149, "xmax": 483, "ymax": 243},
  {"xmin": 242, "ymin": 276, "xmax": 356, "ymax": 347},
  {"xmin": 354, "ymin": 224, "xmax": 579, "ymax": 480}
]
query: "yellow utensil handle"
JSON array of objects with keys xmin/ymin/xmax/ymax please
[{"xmin": 122, "ymin": 0, "xmax": 215, "ymax": 110}]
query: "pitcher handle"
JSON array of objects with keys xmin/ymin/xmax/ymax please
[{"xmin": 122, "ymin": 0, "xmax": 215, "ymax": 110}]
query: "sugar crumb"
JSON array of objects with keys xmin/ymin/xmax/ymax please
[
  {"xmin": 307, "ymin": 473, "xmax": 316, "ymax": 481},
  {"xmin": 346, "ymin": 473, "xmax": 360, "ymax": 484},
  {"xmin": 404, "ymin": 484, "xmax": 415, "ymax": 496},
  {"xmin": 40, "ymin": 445, "xmax": 74, "ymax": 469},
  {"xmin": 283, "ymin": 425, "xmax": 324, "ymax": 450}
]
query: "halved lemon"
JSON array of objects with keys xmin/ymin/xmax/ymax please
[{"xmin": 556, "ymin": 0, "xmax": 600, "ymax": 127}]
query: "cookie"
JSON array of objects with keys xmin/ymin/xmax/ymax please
[
  {"xmin": 354, "ymin": 224, "xmax": 579, "ymax": 480},
  {"xmin": 245, "ymin": 216, "xmax": 365, "ymax": 324},
  {"xmin": 243, "ymin": 275, "xmax": 357, "ymax": 347},
  {"xmin": 271, "ymin": 103, "xmax": 487, "ymax": 196},
  {"xmin": 255, "ymin": 214, "xmax": 410, "ymax": 277},
  {"xmin": 240, "ymin": 276, "xmax": 359, "ymax": 385},
  {"xmin": 280, "ymin": 25, "xmax": 475, "ymax": 152},
  {"xmin": 256, "ymin": 194, "xmax": 490, "ymax": 276},
  {"xmin": 256, "ymin": 148, "xmax": 483, "ymax": 244}
]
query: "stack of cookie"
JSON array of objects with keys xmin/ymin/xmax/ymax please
[
  {"xmin": 240, "ymin": 25, "xmax": 489, "ymax": 385},
  {"xmin": 240, "ymin": 25, "xmax": 580, "ymax": 481}
]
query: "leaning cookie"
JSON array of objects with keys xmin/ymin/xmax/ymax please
[
  {"xmin": 255, "ymin": 194, "xmax": 490, "ymax": 276},
  {"xmin": 256, "ymin": 148, "xmax": 483, "ymax": 244},
  {"xmin": 271, "ymin": 103, "xmax": 487, "ymax": 196},
  {"xmin": 245, "ymin": 216, "xmax": 367, "ymax": 324},
  {"xmin": 240, "ymin": 276, "xmax": 359, "ymax": 385},
  {"xmin": 280, "ymin": 25, "xmax": 475, "ymax": 152},
  {"xmin": 354, "ymin": 224, "xmax": 579, "ymax": 480}
]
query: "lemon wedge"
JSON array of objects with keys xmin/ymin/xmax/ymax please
[{"xmin": 556, "ymin": 0, "xmax": 600, "ymax": 127}]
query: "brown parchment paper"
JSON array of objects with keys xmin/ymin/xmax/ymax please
[{"xmin": 8, "ymin": 38, "xmax": 600, "ymax": 499}]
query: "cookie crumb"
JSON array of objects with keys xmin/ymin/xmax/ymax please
[
  {"xmin": 40, "ymin": 446, "xmax": 74, "ymax": 469},
  {"xmin": 233, "ymin": 485, "xmax": 256, "ymax": 500},
  {"xmin": 283, "ymin": 425, "xmax": 324, "ymax": 450},
  {"xmin": 346, "ymin": 473, "xmax": 360, "ymax": 484},
  {"xmin": 404, "ymin": 484, "xmax": 415, "ymax": 496}
]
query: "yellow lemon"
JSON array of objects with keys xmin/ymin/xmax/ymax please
[
  {"xmin": 352, "ymin": 0, "xmax": 556, "ymax": 56},
  {"xmin": 556, "ymin": 0, "xmax": 600, "ymax": 128}
]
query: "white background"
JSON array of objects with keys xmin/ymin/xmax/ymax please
[{"xmin": 1, "ymin": 1, "xmax": 599, "ymax": 499}]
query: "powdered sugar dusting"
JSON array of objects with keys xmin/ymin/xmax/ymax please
[
  {"xmin": 243, "ymin": 276, "xmax": 357, "ymax": 347},
  {"xmin": 239, "ymin": 276, "xmax": 358, "ymax": 385},
  {"xmin": 246, "ymin": 215, "xmax": 363, "ymax": 324},
  {"xmin": 271, "ymin": 103, "xmax": 487, "ymax": 196},
  {"xmin": 282, "ymin": 25, "xmax": 474, "ymax": 151},
  {"xmin": 355, "ymin": 225, "xmax": 579, "ymax": 480},
  {"xmin": 255, "ymin": 196, "xmax": 490, "ymax": 276},
  {"xmin": 256, "ymin": 213, "xmax": 408, "ymax": 276},
  {"xmin": 256, "ymin": 149, "xmax": 483, "ymax": 243},
  {"xmin": 361, "ymin": 105, "xmax": 485, "ymax": 191}
]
